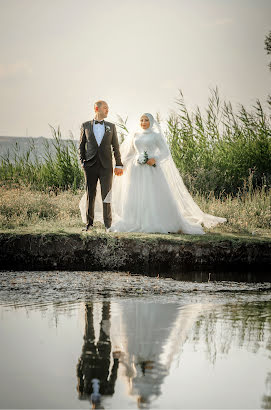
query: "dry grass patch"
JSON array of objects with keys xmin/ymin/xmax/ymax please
[{"xmin": 0, "ymin": 186, "xmax": 270, "ymax": 240}]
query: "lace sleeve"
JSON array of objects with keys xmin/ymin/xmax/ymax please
[{"xmin": 155, "ymin": 132, "xmax": 170, "ymax": 164}]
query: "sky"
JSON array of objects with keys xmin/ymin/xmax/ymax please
[{"xmin": 0, "ymin": 0, "xmax": 270, "ymax": 138}]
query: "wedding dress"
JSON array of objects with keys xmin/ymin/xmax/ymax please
[{"xmin": 79, "ymin": 113, "xmax": 226, "ymax": 234}]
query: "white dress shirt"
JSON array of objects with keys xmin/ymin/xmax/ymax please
[
  {"xmin": 93, "ymin": 119, "xmax": 123, "ymax": 169},
  {"xmin": 93, "ymin": 120, "xmax": 105, "ymax": 146}
]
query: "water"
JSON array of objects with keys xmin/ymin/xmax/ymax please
[{"xmin": 0, "ymin": 271, "xmax": 271, "ymax": 409}]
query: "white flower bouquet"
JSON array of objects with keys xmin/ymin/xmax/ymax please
[{"xmin": 137, "ymin": 151, "xmax": 156, "ymax": 167}]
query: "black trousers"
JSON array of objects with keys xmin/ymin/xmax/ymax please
[{"xmin": 83, "ymin": 157, "xmax": 113, "ymax": 228}]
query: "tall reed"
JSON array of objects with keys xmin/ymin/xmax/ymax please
[
  {"xmin": 166, "ymin": 87, "xmax": 271, "ymax": 195},
  {"xmin": 1, "ymin": 88, "xmax": 270, "ymax": 197},
  {"xmin": 0, "ymin": 126, "xmax": 84, "ymax": 192}
]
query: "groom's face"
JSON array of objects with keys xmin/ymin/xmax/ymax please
[{"xmin": 97, "ymin": 102, "xmax": 109, "ymax": 119}]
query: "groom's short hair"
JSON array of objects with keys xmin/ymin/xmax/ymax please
[{"xmin": 94, "ymin": 100, "xmax": 107, "ymax": 110}]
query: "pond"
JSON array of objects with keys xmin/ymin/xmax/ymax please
[{"xmin": 0, "ymin": 271, "xmax": 271, "ymax": 409}]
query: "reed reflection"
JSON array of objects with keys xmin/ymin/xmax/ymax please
[
  {"xmin": 191, "ymin": 301, "xmax": 271, "ymax": 361},
  {"xmin": 191, "ymin": 301, "xmax": 271, "ymax": 409}
]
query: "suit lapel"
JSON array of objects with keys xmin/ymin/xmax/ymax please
[
  {"xmin": 100, "ymin": 121, "xmax": 109, "ymax": 147},
  {"xmin": 90, "ymin": 120, "xmax": 98, "ymax": 147}
]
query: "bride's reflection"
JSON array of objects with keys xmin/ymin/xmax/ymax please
[
  {"xmin": 76, "ymin": 301, "xmax": 119, "ymax": 408},
  {"xmin": 110, "ymin": 300, "xmax": 205, "ymax": 408}
]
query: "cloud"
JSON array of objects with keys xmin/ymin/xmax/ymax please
[{"xmin": 0, "ymin": 61, "xmax": 32, "ymax": 79}]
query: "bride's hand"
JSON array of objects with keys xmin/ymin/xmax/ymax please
[
  {"xmin": 147, "ymin": 158, "xmax": 156, "ymax": 166},
  {"xmin": 114, "ymin": 168, "xmax": 123, "ymax": 176}
]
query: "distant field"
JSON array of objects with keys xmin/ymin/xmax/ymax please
[{"xmin": 0, "ymin": 135, "xmax": 79, "ymax": 162}]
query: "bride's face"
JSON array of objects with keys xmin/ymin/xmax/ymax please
[{"xmin": 140, "ymin": 115, "xmax": 150, "ymax": 129}]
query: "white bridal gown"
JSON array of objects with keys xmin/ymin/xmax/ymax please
[{"xmin": 104, "ymin": 127, "xmax": 226, "ymax": 234}]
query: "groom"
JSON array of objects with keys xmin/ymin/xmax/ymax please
[{"xmin": 79, "ymin": 100, "xmax": 123, "ymax": 231}]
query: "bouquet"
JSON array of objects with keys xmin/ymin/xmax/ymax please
[{"xmin": 137, "ymin": 151, "xmax": 156, "ymax": 167}]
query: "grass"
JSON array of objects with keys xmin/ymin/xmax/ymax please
[
  {"xmin": 0, "ymin": 126, "xmax": 83, "ymax": 192},
  {"xmin": 166, "ymin": 87, "xmax": 271, "ymax": 195},
  {"xmin": 1, "ymin": 87, "xmax": 270, "ymax": 198},
  {"xmin": 0, "ymin": 186, "xmax": 270, "ymax": 242}
]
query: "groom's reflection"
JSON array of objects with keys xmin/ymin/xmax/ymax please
[{"xmin": 76, "ymin": 301, "xmax": 119, "ymax": 407}]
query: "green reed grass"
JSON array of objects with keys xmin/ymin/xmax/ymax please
[
  {"xmin": 167, "ymin": 87, "xmax": 271, "ymax": 195},
  {"xmin": 0, "ymin": 87, "xmax": 270, "ymax": 198},
  {"xmin": 0, "ymin": 126, "xmax": 84, "ymax": 192}
]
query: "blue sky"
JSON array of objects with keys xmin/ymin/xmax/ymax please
[{"xmin": 0, "ymin": 0, "xmax": 270, "ymax": 137}]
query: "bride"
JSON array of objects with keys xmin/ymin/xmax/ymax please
[{"xmin": 80, "ymin": 113, "xmax": 226, "ymax": 234}]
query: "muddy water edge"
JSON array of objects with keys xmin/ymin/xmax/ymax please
[{"xmin": 0, "ymin": 233, "xmax": 270, "ymax": 280}]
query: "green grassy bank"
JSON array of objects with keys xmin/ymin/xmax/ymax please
[{"xmin": 0, "ymin": 186, "xmax": 270, "ymax": 242}]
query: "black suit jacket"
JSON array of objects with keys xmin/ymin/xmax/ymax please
[{"xmin": 79, "ymin": 120, "xmax": 123, "ymax": 168}]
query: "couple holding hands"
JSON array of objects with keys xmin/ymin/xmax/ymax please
[{"xmin": 79, "ymin": 100, "xmax": 226, "ymax": 234}]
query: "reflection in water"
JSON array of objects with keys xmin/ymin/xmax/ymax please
[
  {"xmin": 76, "ymin": 301, "xmax": 119, "ymax": 408},
  {"xmin": 113, "ymin": 301, "xmax": 206, "ymax": 408},
  {"xmin": 115, "ymin": 301, "xmax": 177, "ymax": 407},
  {"xmin": 191, "ymin": 302, "xmax": 271, "ymax": 409},
  {"xmin": 76, "ymin": 300, "xmax": 271, "ymax": 409},
  {"xmin": 263, "ymin": 372, "xmax": 271, "ymax": 409},
  {"xmin": 77, "ymin": 300, "xmax": 206, "ymax": 408},
  {"xmin": 192, "ymin": 302, "xmax": 271, "ymax": 360},
  {"xmin": 1, "ymin": 283, "xmax": 270, "ymax": 409}
]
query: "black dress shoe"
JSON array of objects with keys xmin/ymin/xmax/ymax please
[{"xmin": 82, "ymin": 224, "xmax": 93, "ymax": 232}]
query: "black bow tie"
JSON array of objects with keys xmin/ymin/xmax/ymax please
[{"xmin": 95, "ymin": 120, "xmax": 104, "ymax": 125}]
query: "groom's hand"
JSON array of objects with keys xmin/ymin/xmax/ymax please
[{"xmin": 114, "ymin": 168, "xmax": 123, "ymax": 176}]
